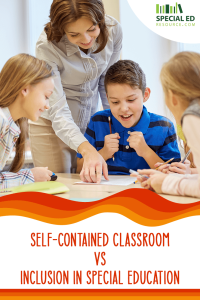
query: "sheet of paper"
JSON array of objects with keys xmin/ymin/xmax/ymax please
[{"xmin": 74, "ymin": 176, "xmax": 136, "ymax": 186}]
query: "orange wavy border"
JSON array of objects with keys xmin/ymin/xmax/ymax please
[
  {"xmin": 1, "ymin": 288, "xmax": 200, "ymax": 297},
  {"xmin": 0, "ymin": 189, "xmax": 200, "ymax": 226}
]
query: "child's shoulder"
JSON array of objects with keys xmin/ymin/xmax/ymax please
[
  {"xmin": 91, "ymin": 109, "xmax": 112, "ymax": 122},
  {"xmin": 148, "ymin": 112, "xmax": 174, "ymax": 128},
  {"xmin": 0, "ymin": 108, "xmax": 9, "ymax": 127}
]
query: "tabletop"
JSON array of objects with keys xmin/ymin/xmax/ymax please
[{"xmin": 55, "ymin": 173, "xmax": 199, "ymax": 204}]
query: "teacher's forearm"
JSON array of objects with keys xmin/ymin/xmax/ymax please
[{"xmin": 77, "ymin": 141, "xmax": 97, "ymax": 157}]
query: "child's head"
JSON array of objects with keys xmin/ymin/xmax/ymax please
[
  {"xmin": 105, "ymin": 60, "xmax": 150, "ymax": 128},
  {"xmin": 45, "ymin": 0, "xmax": 108, "ymax": 54},
  {"xmin": 0, "ymin": 53, "xmax": 54, "ymax": 122},
  {"xmin": 160, "ymin": 51, "xmax": 200, "ymax": 124},
  {"xmin": 0, "ymin": 54, "xmax": 54, "ymax": 173}
]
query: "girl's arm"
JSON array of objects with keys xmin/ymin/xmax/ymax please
[
  {"xmin": 0, "ymin": 109, "xmax": 35, "ymax": 189},
  {"xmin": 191, "ymin": 168, "xmax": 198, "ymax": 174},
  {"xmin": 0, "ymin": 109, "xmax": 53, "ymax": 188},
  {"xmin": 0, "ymin": 169, "xmax": 35, "ymax": 189},
  {"xmin": 138, "ymin": 116, "xmax": 200, "ymax": 198},
  {"xmin": 161, "ymin": 115, "xmax": 200, "ymax": 197},
  {"xmin": 0, "ymin": 108, "xmax": 21, "ymax": 170}
]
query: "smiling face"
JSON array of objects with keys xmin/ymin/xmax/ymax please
[
  {"xmin": 21, "ymin": 77, "xmax": 54, "ymax": 122},
  {"xmin": 64, "ymin": 17, "xmax": 100, "ymax": 50},
  {"xmin": 107, "ymin": 84, "xmax": 150, "ymax": 128}
]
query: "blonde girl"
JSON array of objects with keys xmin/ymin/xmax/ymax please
[
  {"xmin": 0, "ymin": 54, "xmax": 54, "ymax": 189},
  {"xmin": 137, "ymin": 52, "xmax": 200, "ymax": 198}
]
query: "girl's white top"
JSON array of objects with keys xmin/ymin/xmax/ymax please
[{"xmin": 0, "ymin": 107, "xmax": 34, "ymax": 189}]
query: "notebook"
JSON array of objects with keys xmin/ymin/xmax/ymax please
[{"xmin": 0, "ymin": 181, "xmax": 69, "ymax": 195}]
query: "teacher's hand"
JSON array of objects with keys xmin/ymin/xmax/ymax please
[{"xmin": 78, "ymin": 142, "xmax": 109, "ymax": 183}]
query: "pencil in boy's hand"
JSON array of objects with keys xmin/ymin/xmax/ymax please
[
  {"xmin": 155, "ymin": 157, "xmax": 174, "ymax": 170},
  {"xmin": 108, "ymin": 116, "xmax": 115, "ymax": 161}
]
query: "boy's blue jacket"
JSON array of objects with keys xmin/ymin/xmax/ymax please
[{"xmin": 77, "ymin": 106, "xmax": 181, "ymax": 175}]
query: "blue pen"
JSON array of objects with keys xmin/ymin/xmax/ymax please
[
  {"xmin": 129, "ymin": 169, "xmax": 149, "ymax": 180},
  {"xmin": 51, "ymin": 172, "xmax": 57, "ymax": 181}
]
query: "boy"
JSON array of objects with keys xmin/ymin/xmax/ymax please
[{"xmin": 77, "ymin": 60, "xmax": 181, "ymax": 175}]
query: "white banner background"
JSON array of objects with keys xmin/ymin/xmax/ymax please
[
  {"xmin": 0, "ymin": 213, "xmax": 199, "ymax": 289},
  {"xmin": 127, "ymin": 0, "xmax": 200, "ymax": 43}
]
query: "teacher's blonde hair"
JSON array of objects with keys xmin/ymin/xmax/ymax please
[{"xmin": 0, "ymin": 54, "xmax": 53, "ymax": 173}]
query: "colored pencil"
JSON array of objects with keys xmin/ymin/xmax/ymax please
[
  {"xmin": 134, "ymin": 157, "xmax": 175, "ymax": 184},
  {"xmin": 108, "ymin": 116, "xmax": 114, "ymax": 161}
]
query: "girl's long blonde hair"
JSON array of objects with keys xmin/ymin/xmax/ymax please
[
  {"xmin": 160, "ymin": 51, "xmax": 200, "ymax": 101},
  {"xmin": 160, "ymin": 51, "xmax": 200, "ymax": 168},
  {"xmin": 0, "ymin": 54, "xmax": 53, "ymax": 173}
]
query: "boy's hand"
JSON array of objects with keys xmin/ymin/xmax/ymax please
[
  {"xmin": 31, "ymin": 167, "xmax": 52, "ymax": 182},
  {"xmin": 102, "ymin": 133, "xmax": 120, "ymax": 160},
  {"xmin": 127, "ymin": 132, "xmax": 148, "ymax": 156}
]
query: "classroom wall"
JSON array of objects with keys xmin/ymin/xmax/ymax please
[
  {"xmin": 27, "ymin": 0, "xmax": 52, "ymax": 55},
  {"xmin": 0, "ymin": 0, "xmax": 28, "ymax": 70},
  {"xmin": 0, "ymin": 0, "xmax": 53, "ymax": 69},
  {"xmin": 119, "ymin": 0, "xmax": 174, "ymax": 119},
  {"xmin": 0, "ymin": 0, "xmax": 176, "ymax": 121},
  {"xmin": 102, "ymin": 0, "xmax": 120, "ymax": 22},
  {"xmin": 0, "ymin": 0, "xmax": 119, "ymax": 67}
]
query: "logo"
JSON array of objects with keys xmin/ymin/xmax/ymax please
[
  {"xmin": 156, "ymin": 3, "xmax": 183, "ymax": 14},
  {"xmin": 156, "ymin": 2, "xmax": 195, "ymax": 26}
]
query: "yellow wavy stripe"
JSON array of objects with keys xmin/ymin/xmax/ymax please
[{"xmin": 1, "ymin": 205, "xmax": 200, "ymax": 226}]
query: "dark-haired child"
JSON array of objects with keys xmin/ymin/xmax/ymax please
[{"xmin": 77, "ymin": 60, "xmax": 181, "ymax": 175}]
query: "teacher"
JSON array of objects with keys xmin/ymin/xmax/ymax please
[{"xmin": 29, "ymin": 0, "xmax": 122, "ymax": 183}]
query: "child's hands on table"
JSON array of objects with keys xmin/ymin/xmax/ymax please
[
  {"xmin": 136, "ymin": 169, "xmax": 168, "ymax": 193},
  {"xmin": 154, "ymin": 159, "xmax": 191, "ymax": 175},
  {"xmin": 31, "ymin": 167, "xmax": 52, "ymax": 182}
]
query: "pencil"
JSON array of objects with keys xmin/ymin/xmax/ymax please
[
  {"xmin": 108, "ymin": 116, "xmax": 114, "ymax": 161},
  {"xmin": 155, "ymin": 157, "xmax": 174, "ymax": 170},
  {"xmin": 181, "ymin": 149, "xmax": 191, "ymax": 163},
  {"xmin": 134, "ymin": 157, "xmax": 175, "ymax": 184},
  {"xmin": 129, "ymin": 169, "xmax": 149, "ymax": 179}
]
